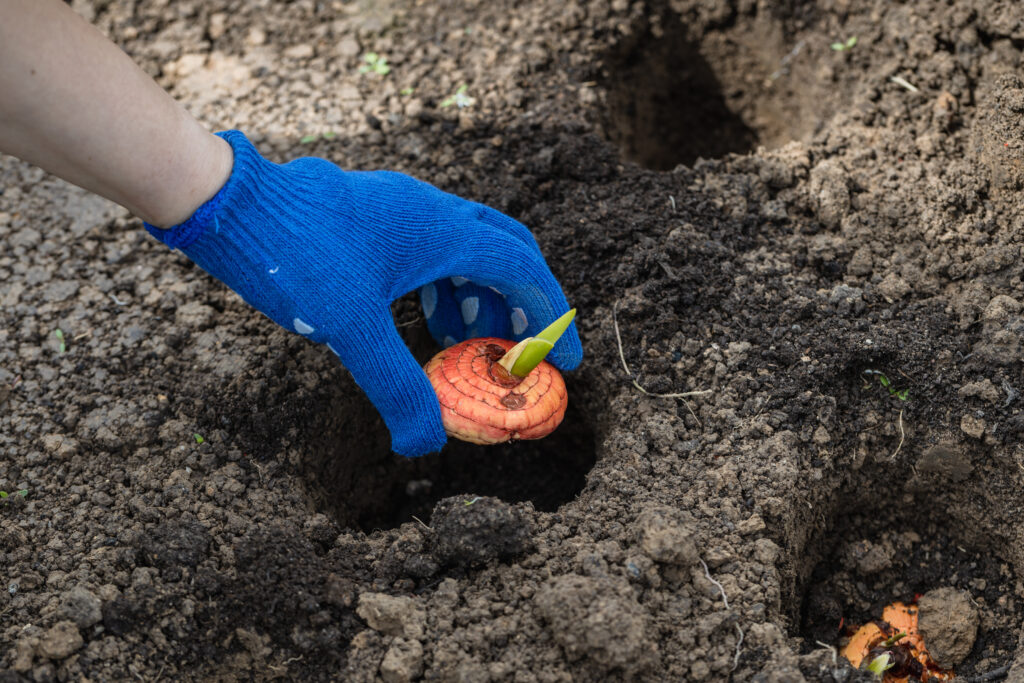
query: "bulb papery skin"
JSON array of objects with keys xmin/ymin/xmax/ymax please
[{"xmin": 425, "ymin": 338, "xmax": 568, "ymax": 445}]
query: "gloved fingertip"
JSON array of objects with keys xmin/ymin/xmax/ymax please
[
  {"xmin": 326, "ymin": 308, "xmax": 448, "ymax": 458},
  {"xmin": 390, "ymin": 418, "xmax": 447, "ymax": 457},
  {"xmin": 373, "ymin": 367, "xmax": 448, "ymax": 457}
]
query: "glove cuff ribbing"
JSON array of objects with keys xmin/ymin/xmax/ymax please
[{"xmin": 144, "ymin": 130, "xmax": 264, "ymax": 250}]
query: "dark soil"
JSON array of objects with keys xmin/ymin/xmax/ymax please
[{"xmin": 3, "ymin": 0, "xmax": 1024, "ymax": 680}]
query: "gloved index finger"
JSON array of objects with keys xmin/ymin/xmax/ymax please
[
  {"xmin": 499, "ymin": 279, "xmax": 582, "ymax": 372},
  {"xmin": 323, "ymin": 304, "xmax": 448, "ymax": 457},
  {"xmin": 450, "ymin": 231, "xmax": 583, "ymax": 371}
]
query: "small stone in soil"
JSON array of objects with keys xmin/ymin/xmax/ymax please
[
  {"xmin": 37, "ymin": 621, "xmax": 84, "ymax": 660},
  {"xmin": 635, "ymin": 506, "xmax": 698, "ymax": 565},
  {"xmin": 535, "ymin": 574, "xmax": 656, "ymax": 675},
  {"xmin": 58, "ymin": 586, "xmax": 103, "ymax": 628},
  {"xmin": 916, "ymin": 442, "xmax": 973, "ymax": 481},
  {"xmin": 356, "ymin": 592, "xmax": 425, "ymax": 639},
  {"xmin": 917, "ymin": 587, "xmax": 979, "ymax": 669},
  {"xmin": 380, "ymin": 637, "xmax": 424, "ymax": 683}
]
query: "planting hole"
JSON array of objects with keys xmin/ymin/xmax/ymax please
[
  {"xmin": 793, "ymin": 467, "xmax": 1023, "ymax": 676},
  {"xmin": 597, "ymin": 9, "xmax": 838, "ymax": 169},
  {"xmin": 301, "ymin": 376, "xmax": 597, "ymax": 532},
  {"xmin": 290, "ymin": 318, "xmax": 599, "ymax": 532}
]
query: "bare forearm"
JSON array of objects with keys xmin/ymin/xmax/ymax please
[{"xmin": 0, "ymin": 0, "xmax": 231, "ymax": 227}]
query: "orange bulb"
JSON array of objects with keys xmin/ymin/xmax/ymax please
[{"xmin": 425, "ymin": 338, "xmax": 568, "ymax": 445}]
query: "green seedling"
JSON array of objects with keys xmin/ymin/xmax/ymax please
[
  {"xmin": 440, "ymin": 84, "xmax": 475, "ymax": 109},
  {"xmin": 831, "ymin": 36, "xmax": 858, "ymax": 51},
  {"xmin": 54, "ymin": 328, "xmax": 66, "ymax": 354},
  {"xmin": 193, "ymin": 433, "xmax": 205, "ymax": 444},
  {"xmin": 865, "ymin": 652, "xmax": 893, "ymax": 677},
  {"xmin": 498, "ymin": 309, "xmax": 576, "ymax": 378},
  {"xmin": 359, "ymin": 52, "xmax": 391, "ymax": 76},
  {"xmin": 464, "ymin": 496, "xmax": 481, "ymax": 506},
  {"xmin": 0, "ymin": 490, "xmax": 29, "ymax": 500},
  {"xmin": 300, "ymin": 131, "xmax": 338, "ymax": 144},
  {"xmin": 400, "ymin": 86, "xmax": 415, "ymax": 96},
  {"xmin": 863, "ymin": 370, "xmax": 909, "ymax": 401}
]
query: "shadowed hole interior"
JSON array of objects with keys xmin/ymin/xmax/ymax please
[
  {"xmin": 792, "ymin": 461, "xmax": 1023, "ymax": 677},
  {"xmin": 596, "ymin": 6, "xmax": 837, "ymax": 169},
  {"xmin": 298, "ymin": 321, "xmax": 599, "ymax": 532}
]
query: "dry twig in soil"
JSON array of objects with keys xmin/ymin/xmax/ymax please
[
  {"xmin": 889, "ymin": 408, "xmax": 905, "ymax": 460},
  {"xmin": 699, "ymin": 558, "xmax": 729, "ymax": 609},
  {"xmin": 732, "ymin": 624, "xmax": 745, "ymax": 671}
]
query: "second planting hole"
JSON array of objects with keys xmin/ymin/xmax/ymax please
[
  {"xmin": 797, "ymin": 475, "xmax": 1023, "ymax": 677},
  {"xmin": 597, "ymin": 7, "xmax": 840, "ymax": 169}
]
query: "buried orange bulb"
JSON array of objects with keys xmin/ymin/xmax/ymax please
[{"xmin": 840, "ymin": 602, "xmax": 953, "ymax": 682}]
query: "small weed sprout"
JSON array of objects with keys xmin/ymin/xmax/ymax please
[
  {"xmin": 193, "ymin": 433, "xmax": 205, "ymax": 444},
  {"xmin": 831, "ymin": 36, "xmax": 858, "ymax": 51},
  {"xmin": 400, "ymin": 86, "xmax": 415, "ymax": 96},
  {"xmin": 54, "ymin": 328, "xmax": 66, "ymax": 354},
  {"xmin": 440, "ymin": 84, "xmax": 475, "ymax": 109},
  {"xmin": 0, "ymin": 489, "xmax": 29, "ymax": 501},
  {"xmin": 863, "ymin": 369, "xmax": 909, "ymax": 401},
  {"xmin": 300, "ymin": 131, "xmax": 337, "ymax": 144},
  {"xmin": 359, "ymin": 52, "xmax": 391, "ymax": 76}
]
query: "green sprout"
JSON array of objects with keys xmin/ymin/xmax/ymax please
[
  {"xmin": 193, "ymin": 433, "xmax": 205, "ymax": 444},
  {"xmin": 0, "ymin": 490, "xmax": 29, "ymax": 500},
  {"xmin": 300, "ymin": 131, "xmax": 337, "ymax": 144},
  {"xmin": 400, "ymin": 86, "xmax": 415, "ymax": 96},
  {"xmin": 498, "ymin": 309, "xmax": 576, "ymax": 378},
  {"xmin": 359, "ymin": 52, "xmax": 391, "ymax": 76},
  {"xmin": 831, "ymin": 36, "xmax": 858, "ymax": 51},
  {"xmin": 463, "ymin": 496, "xmax": 482, "ymax": 506},
  {"xmin": 863, "ymin": 370, "xmax": 909, "ymax": 401},
  {"xmin": 882, "ymin": 631, "xmax": 907, "ymax": 647},
  {"xmin": 865, "ymin": 652, "xmax": 893, "ymax": 677},
  {"xmin": 54, "ymin": 328, "xmax": 66, "ymax": 354},
  {"xmin": 440, "ymin": 84, "xmax": 475, "ymax": 109}
]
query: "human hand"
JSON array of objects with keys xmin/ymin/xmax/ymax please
[{"xmin": 146, "ymin": 131, "xmax": 582, "ymax": 456}]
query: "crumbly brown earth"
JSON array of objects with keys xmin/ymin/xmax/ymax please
[{"xmin": 3, "ymin": 0, "xmax": 1024, "ymax": 680}]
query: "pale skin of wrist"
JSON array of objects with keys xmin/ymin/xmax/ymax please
[{"xmin": 0, "ymin": 0, "xmax": 233, "ymax": 228}]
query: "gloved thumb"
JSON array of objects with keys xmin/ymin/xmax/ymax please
[{"xmin": 325, "ymin": 306, "xmax": 446, "ymax": 457}]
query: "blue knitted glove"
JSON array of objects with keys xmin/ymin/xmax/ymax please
[{"xmin": 146, "ymin": 131, "xmax": 582, "ymax": 457}]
